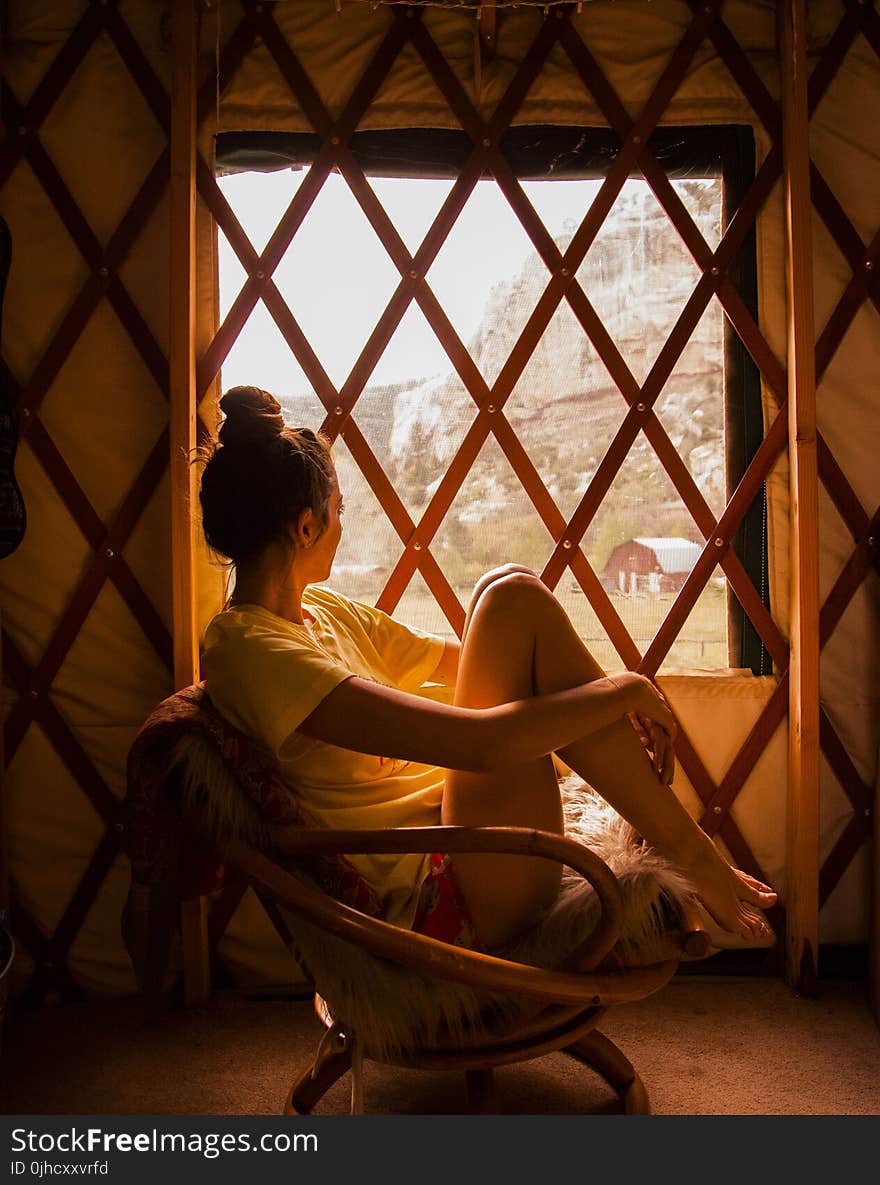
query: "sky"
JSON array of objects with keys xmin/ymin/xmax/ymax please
[{"xmin": 217, "ymin": 168, "xmax": 607, "ymax": 395}]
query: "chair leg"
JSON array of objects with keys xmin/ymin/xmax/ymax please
[
  {"xmin": 350, "ymin": 1040, "xmax": 365, "ymax": 1114},
  {"xmin": 181, "ymin": 896, "xmax": 211, "ymax": 1007},
  {"xmin": 285, "ymin": 1023, "xmax": 354, "ymax": 1115},
  {"xmin": 565, "ymin": 1029, "xmax": 651, "ymax": 1115},
  {"xmin": 465, "ymin": 1069, "xmax": 499, "ymax": 1114}
]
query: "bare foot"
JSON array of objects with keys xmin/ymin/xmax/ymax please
[
  {"xmin": 682, "ymin": 846, "xmax": 776, "ymax": 940},
  {"xmin": 691, "ymin": 899, "xmax": 776, "ymax": 951}
]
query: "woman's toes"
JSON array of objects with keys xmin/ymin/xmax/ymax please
[
  {"xmin": 742, "ymin": 905, "xmax": 763, "ymax": 933},
  {"xmin": 740, "ymin": 905, "xmax": 776, "ymax": 945},
  {"xmin": 692, "ymin": 900, "xmax": 774, "ymax": 948},
  {"xmin": 715, "ymin": 900, "xmax": 775, "ymax": 945}
]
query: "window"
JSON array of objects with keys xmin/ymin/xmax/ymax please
[{"xmin": 216, "ymin": 125, "xmax": 768, "ymax": 674}]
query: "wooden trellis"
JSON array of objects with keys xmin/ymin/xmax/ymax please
[
  {"xmin": 1, "ymin": 0, "xmax": 175, "ymax": 1005},
  {"xmin": 1, "ymin": 0, "xmax": 877, "ymax": 1005}
]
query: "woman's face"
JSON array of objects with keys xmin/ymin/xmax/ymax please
[{"xmin": 310, "ymin": 482, "xmax": 344, "ymax": 580}]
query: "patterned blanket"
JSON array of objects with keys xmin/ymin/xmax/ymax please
[{"xmin": 120, "ymin": 682, "xmax": 381, "ymax": 993}]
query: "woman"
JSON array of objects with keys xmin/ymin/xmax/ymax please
[{"xmin": 199, "ymin": 385, "xmax": 776, "ymax": 952}]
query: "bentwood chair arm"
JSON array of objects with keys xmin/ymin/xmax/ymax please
[
  {"xmin": 222, "ymin": 825, "xmax": 707, "ymax": 1010},
  {"xmin": 265, "ymin": 823, "xmax": 623, "ymax": 968}
]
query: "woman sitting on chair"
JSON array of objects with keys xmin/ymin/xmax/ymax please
[{"xmin": 198, "ymin": 385, "xmax": 776, "ymax": 953}]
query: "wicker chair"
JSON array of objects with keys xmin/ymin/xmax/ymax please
[
  {"xmin": 223, "ymin": 829, "xmax": 708, "ymax": 1115},
  {"xmin": 122, "ymin": 685, "xmax": 709, "ymax": 1116}
]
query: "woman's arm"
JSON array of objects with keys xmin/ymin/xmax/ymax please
[{"xmin": 298, "ymin": 670, "xmax": 672, "ymax": 774}]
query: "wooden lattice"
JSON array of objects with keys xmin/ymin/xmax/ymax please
[
  {"xmin": 1, "ymin": 0, "xmax": 175, "ymax": 1004},
  {"xmin": 1, "ymin": 0, "xmax": 877, "ymax": 1004}
]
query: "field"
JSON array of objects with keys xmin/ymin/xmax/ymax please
[{"xmin": 330, "ymin": 564, "xmax": 729, "ymax": 674}]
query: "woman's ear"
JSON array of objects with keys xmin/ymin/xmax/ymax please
[{"xmin": 293, "ymin": 507, "xmax": 317, "ymax": 550}]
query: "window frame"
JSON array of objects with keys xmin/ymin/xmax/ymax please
[{"xmin": 216, "ymin": 123, "xmax": 770, "ymax": 674}]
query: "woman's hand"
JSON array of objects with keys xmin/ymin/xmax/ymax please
[
  {"xmin": 608, "ymin": 672, "xmax": 677, "ymax": 785},
  {"xmin": 629, "ymin": 710, "xmax": 676, "ymax": 785},
  {"xmin": 609, "ymin": 672, "xmax": 676, "ymax": 733}
]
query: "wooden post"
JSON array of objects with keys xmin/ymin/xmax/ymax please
[
  {"xmin": 478, "ymin": 5, "xmax": 498, "ymax": 65},
  {"xmin": 171, "ymin": 0, "xmax": 208, "ymax": 1006},
  {"xmin": 871, "ymin": 748, "xmax": 876, "ymax": 1028},
  {"xmin": 0, "ymin": 620, "xmax": 7, "ymax": 917},
  {"xmin": 872, "ymin": 750, "xmax": 879, "ymax": 1024},
  {"xmin": 780, "ymin": 0, "xmax": 820, "ymax": 995},
  {"xmin": 170, "ymin": 0, "xmax": 200, "ymax": 691}
]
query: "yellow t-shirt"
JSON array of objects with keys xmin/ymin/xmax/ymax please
[{"xmin": 202, "ymin": 585, "xmax": 448, "ymax": 927}]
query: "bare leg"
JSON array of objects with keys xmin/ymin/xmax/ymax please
[
  {"xmin": 460, "ymin": 563, "xmax": 539, "ymax": 644},
  {"xmin": 443, "ymin": 570, "xmax": 775, "ymax": 949},
  {"xmin": 443, "ymin": 574, "xmax": 564, "ymax": 948}
]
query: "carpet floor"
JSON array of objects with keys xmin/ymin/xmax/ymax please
[{"xmin": 2, "ymin": 977, "xmax": 879, "ymax": 1116}]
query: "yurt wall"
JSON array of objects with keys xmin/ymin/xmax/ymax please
[{"xmin": 0, "ymin": 0, "xmax": 877, "ymax": 1006}]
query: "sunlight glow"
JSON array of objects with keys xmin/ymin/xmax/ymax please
[{"xmin": 217, "ymin": 169, "xmax": 604, "ymax": 391}]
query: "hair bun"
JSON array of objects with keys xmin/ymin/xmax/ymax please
[{"xmin": 219, "ymin": 386, "xmax": 285, "ymax": 448}]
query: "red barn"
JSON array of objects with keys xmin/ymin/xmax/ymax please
[{"xmin": 603, "ymin": 537, "xmax": 703, "ymax": 595}]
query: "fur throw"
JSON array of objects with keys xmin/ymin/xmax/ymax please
[{"xmin": 172, "ymin": 736, "xmax": 697, "ymax": 1061}]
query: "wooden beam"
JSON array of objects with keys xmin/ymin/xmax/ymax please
[
  {"xmin": 0, "ymin": 621, "xmax": 6, "ymax": 916},
  {"xmin": 780, "ymin": 0, "xmax": 820, "ymax": 995},
  {"xmin": 478, "ymin": 5, "xmax": 498, "ymax": 66},
  {"xmin": 169, "ymin": 0, "xmax": 199, "ymax": 689},
  {"xmin": 170, "ymin": 0, "xmax": 205, "ymax": 1009},
  {"xmin": 872, "ymin": 750, "xmax": 880, "ymax": 1025}
]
